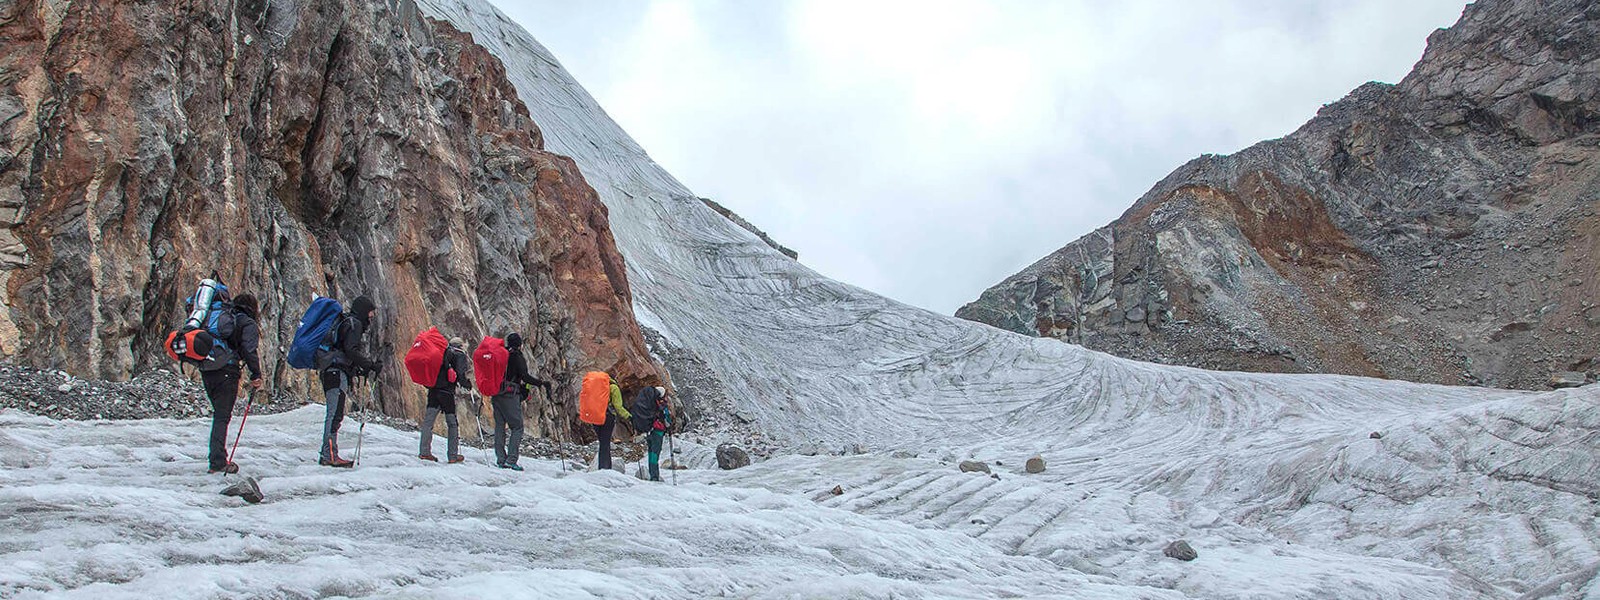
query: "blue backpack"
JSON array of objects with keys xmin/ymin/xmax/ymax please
[{"xmin": 288, "ymin": 296, "xmax": 343, "ymax": 370}]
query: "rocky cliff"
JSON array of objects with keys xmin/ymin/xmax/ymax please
[
  {"xmin": 0, "ymin": 0, "xmax": 662, "ymax": 440},
  {"xmin": 957, "ymin": 0, "xmax": 1600, "ymax": 390}
]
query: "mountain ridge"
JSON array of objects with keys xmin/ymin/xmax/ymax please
[{"xmin": 957, "ymin": 0, "xmax": 1600, "ymax": 389}]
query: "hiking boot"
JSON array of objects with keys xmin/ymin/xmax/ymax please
[
  {"xmin": 419, "ymin": 454, "xmax": 439, "ymax": 462},
  {"xmin": 500, "ymin": 462, "xmax": 524, "ymax": 472},
  {"xmin": 448, "ymin": 455, "xmax": 465, "ymax": 464},
  {"xmin": 208, "ymin": 463, "xmax": 239, "ymax": 474},
  {"xmin": 319, "ymin": 457, "xmax": 354, "ymax": 468}
]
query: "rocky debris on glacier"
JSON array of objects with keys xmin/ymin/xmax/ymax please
[
  {"xmin": 0, "ymin": 362, "xmax": 302, "ymax": 420},
  {"xmin": 641, "ymin": 326, "xmax": 776, "ymax": 459}
]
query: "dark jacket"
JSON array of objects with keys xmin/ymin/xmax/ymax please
[
  {"xmin": 432, "ymin": 347, "xmax": 472, "ymax": 393},
  {"xmin": 229, "ymin": 307, "xmax": 263, "ymax": 381},
  {"xmin": 500, "ymin": 347, "xmax": 548, "ymax": 397},
  {"xmin": 317, "ymin": 313, "xmax": 377, "ymax": 374}
]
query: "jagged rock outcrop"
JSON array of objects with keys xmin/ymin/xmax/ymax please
[
  {"xmin": 700, "ymin": 198, "xmax": 797, "ymax": 260},
  {"xmin": 958, "ymin": 0, "xmax": 1600, "ymax": 389},
  {"xmin": 0, "ymin": 0, "xmax": 661, "ymax": 441}
]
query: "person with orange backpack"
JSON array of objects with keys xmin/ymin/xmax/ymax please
[
  {"xmin": 419, "ymin": 336, "xmax": 472, "ymax": 463},
  {"xmin": 579, "ymin": 372, "xmax": 630, "ymax": 471}
]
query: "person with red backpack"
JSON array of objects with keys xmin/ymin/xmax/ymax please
[
  {"xmin": 490, "ymin": 333, "xmax": 551, "ymax": 471},
  {"xmin": 419, "ymin": 336, "xmax": 472, "ymax": 463},
  {"xmin": 315, "ymin": 295, "xmax": 382, "ymax": 468},
  {"xmin": 202, "ymin": 293, "xmax": 264, "ymax": 474}
]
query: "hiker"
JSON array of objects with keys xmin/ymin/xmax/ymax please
[
  {"xmin": 630, "ymin": 386, "xmax": 671, "ymax": 482},
  {"xmin": 420, "ymin": 336, "xmax": 472, "ymax": 463},
  {"xmin": 491, "ymin": 333, "xmax": 551, "ymax": 471},
  {"xmin": 314, "ymin": 295, "xmax": 382, "ymax": 468},
  {"xmin": 594, "ymin": 375, "xmax": 629, "ymax": 471},
  {"xmin": 203, "ymin": 294, "xmax": 264, "ymax": 474}
]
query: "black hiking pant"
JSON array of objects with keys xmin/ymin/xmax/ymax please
[
  {"xmin": 594, "ymin": 419, "xmax": 615, "ymax": 470},
  {"xmin": 202, "ymin": 368, "xmax": 241, "ymax": 471}
]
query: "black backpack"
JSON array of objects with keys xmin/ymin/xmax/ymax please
[{"xmin": 629, "ymin": 387, "xmax": 663, "ymax": 432}]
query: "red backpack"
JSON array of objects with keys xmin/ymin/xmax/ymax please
[
  {"xmin": 404, "ymin": 327, "xmax": 449, "ymax": 387},
  {"xmin": 474, "ymin": 336, "xmax": 509, "ymax": 395}
]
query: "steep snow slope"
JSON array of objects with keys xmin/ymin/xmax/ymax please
[
  {"xmin": 410, "ymin": 0, "xmax": 1600, "ymax": 595},
  {"xmin": 0, "ymin": 408, "xmax": 1529, "ymax": 599}
]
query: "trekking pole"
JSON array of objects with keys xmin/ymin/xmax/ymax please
[
  {"xmin": 224, "ymin": 389, "xmax": 258, "ymax": 474},
  {"xmin": 472, "ymin": 390, "xmax": 492, "ymax": 464},
  {"xmin": 667, "ymin": 432, "xmax": 677, "ymax": 486},
  {"xmin": 354, "ymin": 377, "xmax": 370, "ymax": 467}
]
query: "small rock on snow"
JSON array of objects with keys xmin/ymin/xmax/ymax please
[
  {"xmin": 959, "ymin": 460, "xmax": 991, "ymax": 474},
  {"xmin": 1025, "ymin": 456, "xmax": 1046, "ymax": 474},
  {"xmin": 1164, "ymin": 540, "xmax": 1198, "ymax": 561}
]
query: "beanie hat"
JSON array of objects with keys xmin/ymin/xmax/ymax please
[{"xmin": 351, "ymin": 296, "xmax": 376, "ymax": 325}]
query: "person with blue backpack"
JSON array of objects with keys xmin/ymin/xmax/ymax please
[{"xmin": 312, "ymin": 295, "xmax": 382, "ymax": 468}]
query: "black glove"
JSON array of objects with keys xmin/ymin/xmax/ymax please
[{"xmin": 367, "ymin": 359, "xmax": 385, "ymax": 375}]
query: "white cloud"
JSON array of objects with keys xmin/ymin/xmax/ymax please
[{"xmin": 491, "ymin": 0, "xmax": 1469, "ymax": 314}]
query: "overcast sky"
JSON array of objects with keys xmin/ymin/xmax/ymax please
[{"xmin": 489, "ymin": 0, "xmax": 1470, "ymax": 315}]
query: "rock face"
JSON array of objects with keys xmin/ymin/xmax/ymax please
[
  {"xmin": 958, "ymin": 0, "xmax": 1600, "ymax": 390},
  {"xmin": 0, "ymin": 0, "xmax": 661, "ymax": 441}
]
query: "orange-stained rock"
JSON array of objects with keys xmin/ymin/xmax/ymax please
[{"xmin": 0, "ymin": 0, "xmax": 662, "ymax": 441}]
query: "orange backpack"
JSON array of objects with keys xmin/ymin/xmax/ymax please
[{"xmin": 579, "ymin": 371, "xmax": 611, "ymax": 425}]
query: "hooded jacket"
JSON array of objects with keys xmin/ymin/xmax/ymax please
[
  {"xmin": 500, "ymin": 333, "xmax": 550, "ymax": 397},
  {"xmin": 317, "ymin": 295, "xmax": 379, "ymax": 374}
]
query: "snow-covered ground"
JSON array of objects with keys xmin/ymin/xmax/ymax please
[{"xmin": 8, "ymin": 406, "xmax": 1590, "ymax": 599}]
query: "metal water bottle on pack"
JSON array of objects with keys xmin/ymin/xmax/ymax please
[{"xmin": 185, "ymin": 278, "xmax": 226, "ymax": 329}]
